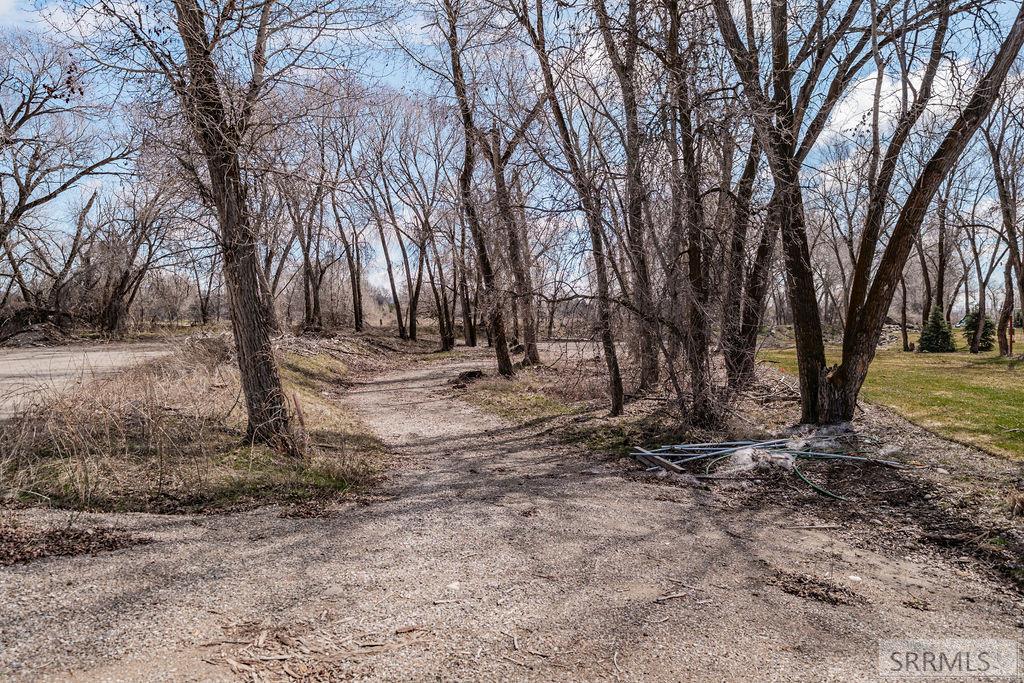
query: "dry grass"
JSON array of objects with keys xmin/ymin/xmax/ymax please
[
  {"xmin": 457, "ymin": 340, "xmax": 626, "ymax": 422},
  {"xmin": 0, "ymin": 335, "xmax": 384, "ymax": 512},
  {"xmin": 457, "ymin": 354, "xmax": 695, "ymax": 459},
  {"xmin": 458, "ymin": 365, "xmax": 586, "ymax": 422}
]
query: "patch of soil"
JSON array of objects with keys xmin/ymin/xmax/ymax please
[
  {"xmin": 0, "ymin": 521, "xmax": 147, "ymax": 566},
  {"xmin": 774, "ymin": 570, "xmax": 863, "ymax": 606},
  {"xmin": 646, "ymin": 366, "xmax": 1024, "ymax": 592},
  {"xmin": 554, "ymin": 362, "xmax": 1024, "ymax": 594},
  {"xmin": 0, "ymin": 308, "xmax": 74, "ymax": 347},
  {"xmin": 211, "ymin": 610, "xmax": 430, "ymax": 680},
  {"xmin": 646, "ymin": 444, "xmax": 1024, "ymax": 591},
  {"xmin": 792, "ymin": 454, "xmax": 1024, "ymax": 591},
  {"xmin": 277, "ymin": 500, "xmax": 338, "ymax": 519},
  {"xmin": 0, "ymin": 322, "xmax": 70, "ymax": 348}
]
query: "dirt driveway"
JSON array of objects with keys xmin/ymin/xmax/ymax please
[
  {"xmin": 0, "ymin": 343, "xmax": 171, "ymax": 417},
  {"xmin": 1, "ymin": 353, "xmax": 1021, "ymax": 681}
]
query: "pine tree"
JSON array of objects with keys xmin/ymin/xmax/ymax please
[
  {"xmin": 919, "ymin": 305, "xmax": 956, "ymax": 352},
  {"xmin": 962, "ymin": 308, "xmax": 995, "ymax": 352}
]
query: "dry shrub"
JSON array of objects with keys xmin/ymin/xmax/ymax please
[
  {"xmin": 533, "ymin": 340, "xmax": 615, "ymax": 404},
  {"xmin": 1, "ymin": 334, "xmax": 375, "ymax": 511}
]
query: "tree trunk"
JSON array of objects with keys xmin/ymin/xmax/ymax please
[
  {"xmin": 936, "ymin": 193, "xmax": 949, "ymax": 322},
  {"xmin": 775, "ymin": 170, "xmax": 829, "ymax": 424},
  {"xmin": 330, "ymin": 196, "xmax": 363, "ymax": 332},
  {"xmin": 914, "ymin": 236, "xmax": 933, "ymax": 327},
  {"xmin": 730, "ymin": 220, "xmax": 779, "ymax": 387},
  {"xmin": 722, "ymin": 140, "xmax": 761, "ymax": 386},
  {"xmin": 587, "ymin": 198, "xmax": 625, "ymax": 415},
  {"xmin": 173, "ymin": 0, "xmax": 294, "ymax": 451},
  {"xmin": 489, "ymin": 148, "xmax": 539, "ymax": 363},
  {"xmin": 820, "ymin": 2, "xmax": 1024, "ymax": 422},
  {"xmin": 407, "ymin": 241, "xmax": 425, "ymax": 341},
  {"xmin": 518, "ymin": 1, "xmax": 623, "ymax": 413},
  {"xmin": 458, "ymin": 220, "xmax": 476, "ymax": 347},
  {"xmin": 460, "ymin": 268, "xmax": 476, "ymax": 347},
  {"xmin": 593, "ymin": 0, "xmax": 658, "ymax": 391},
  {"xmin": 673, "ymin": 60, "xmax": 718, "ymax": 425},
  {"xmin": 222, "ymin": 235, "xmax": 294, "ymax": 447},
  {"xmin": 376, "ymin": 222, "xmax": 406, "ymax": 339},
  {"xmin": 354, "ymin": 243, "xmax": 364, "ymax": 331},
  {"xmin": 344, "ymin": 244, "xmax": 363, "ymax": 331},
  {"xmin": 426, "ymin": 252, "xmax": 451, "ymax": 351},
  {"xmin": 900, "ymin": 277, "xmax": 910, "ymax": 352},
  {"xmin": 998, "ymin": 259, "xmax": 1013, "ymax": 356},
  {"xmin": 429, "ymin": 240, "xmax": 455, "ymax": 351},
  {"xmin": 445, "ymin": 1, "xmax": 513, "ymax": 376}
]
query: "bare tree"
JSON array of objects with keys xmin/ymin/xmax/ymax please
[
  {"xmin": 63, "ymin": 0, "xmax": 381, "ymax": 448},
  {"xmin": 0, "ymin": 31, "xmax": 127, "ymax": 330},
  {"xmin": 714, "ymin": 0, "xmax": 1024, "ymax": 421}
]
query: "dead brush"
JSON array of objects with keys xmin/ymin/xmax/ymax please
[
  {"xmin": 543, "ymin": 366, "xmax": 610, "ymax": 405},
  {"xmin": 1008, "ymin": 491, "xmax": 1024, "ymax": 518},
  {"xmin": 0, "ymin": 342, "xmax": 243, "ymax": 508},
  {"xmin": 0, "ymin": 336, "xmax": 373, "ymax": 511}
]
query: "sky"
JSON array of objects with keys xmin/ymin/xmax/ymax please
[
  {"xmin": 0, "ymin": 0, "xmax": 419, "ymax": 292},
  {"xmin": 0, "ymin": 0, "xmax": 30, "ymax": 26},
  {"xmin": 4, "ymin": 0, "xmax": 1016, "ymax": 297}
]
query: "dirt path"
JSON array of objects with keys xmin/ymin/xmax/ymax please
[
  {"xmin": 1, "ymin": 353, "xmax": 1021, "ymax": 681},
  {"xmin": 0, "ymin": 343, "xmax": 171, "ymax": 417}
]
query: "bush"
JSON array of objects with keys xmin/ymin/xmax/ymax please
[
  {"xmin": 962, "ymin": 308, "xmax": 995, "ymax": 352},
  {"xmin": 919, "ymin": 306, "xmax": 956, "ymax": 352}
]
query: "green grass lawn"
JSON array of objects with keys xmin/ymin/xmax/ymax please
[{"xmin": 759, "ymin": 344, "xmax": 1024, "ymax": 458}]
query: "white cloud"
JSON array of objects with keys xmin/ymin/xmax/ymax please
[
  {"xmin": 0, "ymin": 0, "xmax": 27, "ymax": 25},
  {"xmin": 819, "ymin": 60, "xmax": 969, "ymax": 150},
  {"xmin": 822, "ymin": 71, "xmax": 903, "ymax": 144}
]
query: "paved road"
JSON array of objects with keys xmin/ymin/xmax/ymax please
[{"xmin": 0, "ymin": 343, "xmax": 172, "ymax": 417}]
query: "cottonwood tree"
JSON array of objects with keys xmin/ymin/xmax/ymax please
[
  {"xmin": 0, "ymin": 31, "xmax": 127, "ymax": 329},
  {"xmin": 499, "ymin": 0, "xmax": 625, "ymax": 413},
  {"xmin": 713, "ymin": 0, "xmax": 1024, "ymax": 421},
  {"xmin": 84, "ymin": 177, "xmax": 181, "ymax": 332},
  {"xmin": 429, "ymin": 0, "xmax": 515, "ymax": 376},
  {"xmin": 390, "ymin": 98, "xmax": 461, "ymax": 350},
  {"xmin": 590, "ymin": 0, "xmax": 660, "ymax": 392},
  {"xmin": 319, "ymin": 83, "xmax": 371, "ymax": 332},
  {"xmin": 345, "ymin": 96, "xmax": 422, "ymax": 339},
  {"xmin": 985, "ymin": 78, "xmax": 1024, "ymax": 353},
  {"xmin": 61, "ymin": 0, "xmax": 381, "ymax": 448}
]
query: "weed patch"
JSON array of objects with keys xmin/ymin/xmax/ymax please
[{"xmin": 1, "ymin": 335, "xmax": 383, "ymax": 512}]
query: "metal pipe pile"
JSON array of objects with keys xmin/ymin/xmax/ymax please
[{"xmin": 631, "ymin": 439, "xmax": 910, "ymax": 501}]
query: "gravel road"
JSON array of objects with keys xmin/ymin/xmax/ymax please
[
  {"xmin": 0, "ymin": 343, "xmax": 171, "ymax": 417},
  {"xmin": 1, "ymin": 353, "xmax": 1021, "ymax": 681}
]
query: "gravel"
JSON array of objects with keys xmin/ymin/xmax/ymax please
[{"xmin": 1, "ymin": 353, "xmax": 1021, "ymax": 681}]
